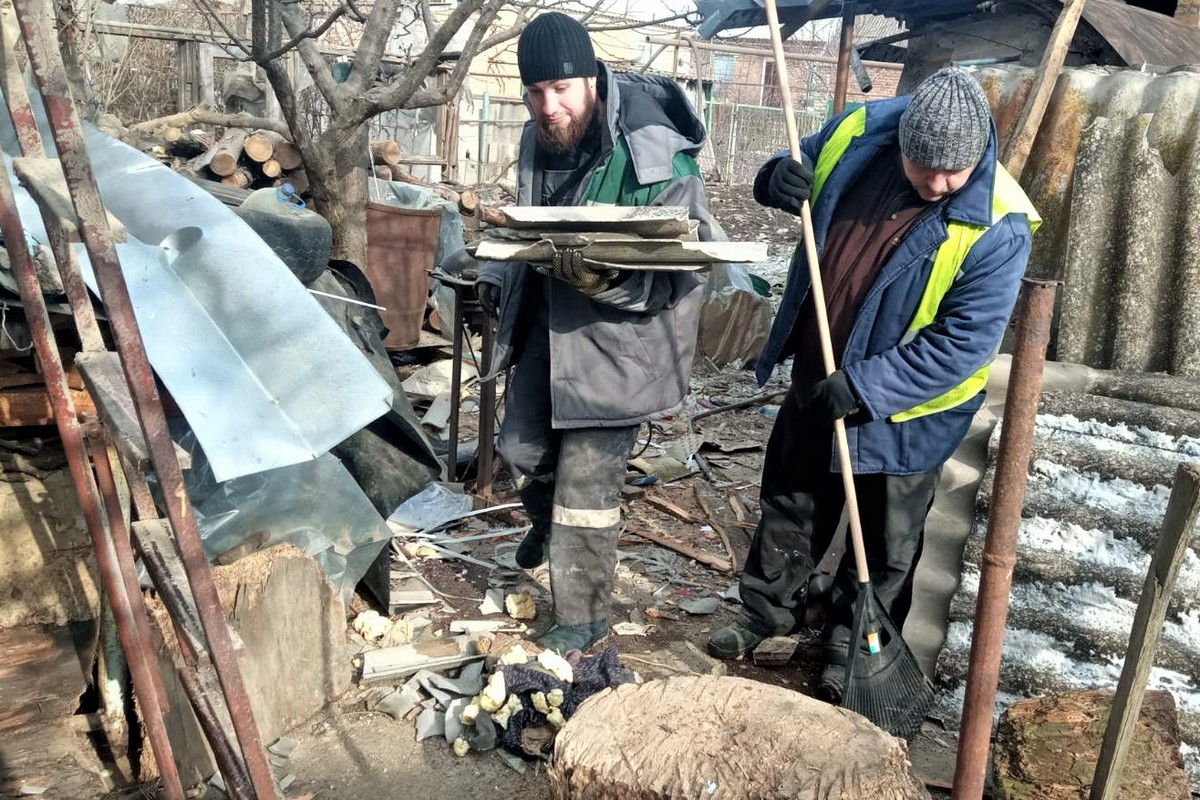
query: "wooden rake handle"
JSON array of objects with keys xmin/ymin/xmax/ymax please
[{"xmin": 763, "ymin": 0, "xmax": 871, "ymax": 586}]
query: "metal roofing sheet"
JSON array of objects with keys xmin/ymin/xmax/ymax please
[{"xmin": 693, "ymin": 0, "xmax": 1200, "ymax": 69}]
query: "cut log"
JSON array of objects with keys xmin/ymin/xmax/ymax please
[
  {"xmin": 165, "ymin": 128, "xmax": 213, "ymax": 159},
  {"xmin": 259, "ymin": 158, "xmax": 282, "ymax": 179},
  {"xmin": 994, "ymin": 691, "xmax": 1190, "ymax": 800},
  {"xmin": 550, "ymin": 676, "xmax": 931, "ymax": 800},
  {"xmin": 220, "ymin": 167, "xmax": 253, "ymax": 189},
  {"xmin": 371, "ymin": 139, "xmax": 402, "ymax": 165},
  {"xmin": 243, "ymin": 130, "xmax": 275, "ymax": 163},
  {"xmin": 268, "ymin": 135, "xmax": 302, "ymax": 170},
  {"xmin": 389, "ymin": 166, "xmax": 507, "ymax": 227},
  {"xmin": 277, "ymin": 170, "xmax": 308, "ymax": 195},
  {"xmin": 207, "ymin": 127, "xmax": 248, "ymax": 177},
  {"xmin": 372, "ymin": 164, "xmax": 393, "ymax": 181}
]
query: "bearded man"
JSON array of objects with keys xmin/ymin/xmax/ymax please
[{"xmin": 475, "ymin": 11, "xmax": 720, "ymax": 653}]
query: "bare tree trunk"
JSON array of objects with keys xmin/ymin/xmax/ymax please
[{"xmin": 309, "ymin": 124, "xmax": 371, "ymax": 264}]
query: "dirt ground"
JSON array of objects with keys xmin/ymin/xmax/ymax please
[{"xmin": 275, "ymin": 185, "xmax": 960, "ymax": 800}]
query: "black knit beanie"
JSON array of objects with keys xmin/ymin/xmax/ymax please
[{"xmin": 517, "ymin": 12, "xmax": 597, "ymax": 85}]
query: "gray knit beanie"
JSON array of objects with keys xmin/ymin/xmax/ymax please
[
  {"xmin": 518, "ymin": 13, "xmax": 597, "ymax": 86},
  {"xmin": 899, "ymin": 68, "xmax": 992, "ymax": 171}
]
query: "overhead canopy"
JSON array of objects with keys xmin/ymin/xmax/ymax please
[{"xmin": 692, "ymin": 0, "xmax": 1200, "ymax": 68}]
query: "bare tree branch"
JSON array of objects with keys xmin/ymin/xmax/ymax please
[
  {"xmin": 258, "ymin": 4, "xmax": 348, "ymax": 63},
  {"xmin": 342, "ymin": 0, "xmax": 399, "ymax": 95},
  {"xmin": 190, "ymin": 0, "xmax": 252, "ymax": 58},
  {"xmin": 586, "ymin": 12, "xmax": 691, "ymax": 31},
  {"xmin": 278, "ymin": 0, "xmax": 341, "ymax": 107},
  {"xmin": 419, "ymin": 0, "xmax": 434, "ymax": 37},
  {"xmin": 357, "ymin": 0, "xmax": 486, "ymax": 118},
  {"xmin": 130, "ymin": 107, "xmax": 291, "ymax": 137}
]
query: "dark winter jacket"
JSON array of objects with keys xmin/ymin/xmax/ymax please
[
  {"xmin": 755, "ymin": 97, "xmax": 1039, "ymax": 475},
  {"xmin": 478, "ymin": 62, "xmax": 718, "ymax": 428}
]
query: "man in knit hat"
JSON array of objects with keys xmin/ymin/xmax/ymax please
[
  {"xmin": 707, "ymin": 69, "xmax": 1040, "ymax": 702},
  {"xmin": 475, "ymin": 12, "xmax": 719, "ymax": 654}
]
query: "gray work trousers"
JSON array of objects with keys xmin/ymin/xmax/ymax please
[
  {"xmin": 496, "ymin": 319, "xmax": 637, "ymax": 626},
  {"xmin": 739, "ymin": 387, "xmax": 941, "ymax": 661}
]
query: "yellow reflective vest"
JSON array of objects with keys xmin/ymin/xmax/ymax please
[{"xmin": 811, "ymin": 107, "xmax": 1042, "ymax": 422}]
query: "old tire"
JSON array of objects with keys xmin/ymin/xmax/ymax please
[{"xmin": 233, "ymin": 205, "xmax": 333, "ymax": 284}]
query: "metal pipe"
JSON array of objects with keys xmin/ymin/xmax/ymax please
[
  {"xmin": 447, "ymin": 284, "xmax": 465, "ymax": 481},
  {"xmin": 10, "ymin": 5, "xmax": 279, "ymax": 797},
  {"xmin": 476, "ymin": 314, "xmax": 496, "ymax": 498},
  {"xmin": 0, "ymin": 157, "xmax": 185, "ymax": 800},
  {"xmin": 833, "ymin": 3, "xmax": 856, "ymax": 115},
  {"xmin": 951, "ymin": 278, "xmax": 1061, "ymax": 800}
]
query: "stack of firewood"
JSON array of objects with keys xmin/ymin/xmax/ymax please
[{"xmin": 162, "ymin": 127, "xmax": 309, "ymax": 193}]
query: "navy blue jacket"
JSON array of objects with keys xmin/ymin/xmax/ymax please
[{"xmin": 755, "ymin": 97, "xmax": 1033, "ymax": 475}]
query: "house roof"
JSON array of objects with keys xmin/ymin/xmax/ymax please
[{"xmin": 692, "ymin": 0, "xmax": 1200, "ymax": 68}]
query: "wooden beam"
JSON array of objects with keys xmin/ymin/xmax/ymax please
[
  {"xmin": 625, "ymin": 525, "xmax": 732, "ymax": 574},
  {"xmin": 833, "ymin": 3, "xmax": 856, "ymax": 115},
  {"xmin": 1001, "ymin": 0, "xmax": 1089, "ymax": 179},
  {"xmin": 0, "ymin": 386, "xmax": 95, "ymax": 427},
  {"xmin": 644, "ymin": 35, "xmax": 901, "ymax": 71},
  {"xmin": 1089, "ymin": 463, "xmax": 1200, "ymax": 800}
]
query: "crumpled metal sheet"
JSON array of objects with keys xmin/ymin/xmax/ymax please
[{"xmin": 0, "ymin": 97, "xmax": 393, "ymax": 481}]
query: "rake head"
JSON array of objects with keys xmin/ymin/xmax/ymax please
[{"xmin": 841, "ymin": 582, "xmax": 934, "ymax": 739}]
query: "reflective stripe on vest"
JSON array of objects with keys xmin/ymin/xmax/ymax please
[{"xmin": 809, "ymin": 107, "xmax": 1042, "ymax": 423}]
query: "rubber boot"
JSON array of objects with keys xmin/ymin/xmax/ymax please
[{"xmin": 515, "ymin": 480, "xmax": 554, "ymax": 568}]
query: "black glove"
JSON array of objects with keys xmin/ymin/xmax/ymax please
[
  {"xmin": 804, "ymin": 371, "xmax": 860, "ymax": 423},
  {"xmin": 475, "ymin": 281, "xmax": 500, "ymax": 319},
  {"xmin": 765, "ymin": 156, "xmax": 814, "ymax": 215},
  {"xmin": 537, "ymin": 248, "xmax": 619, "ymax": 296}
]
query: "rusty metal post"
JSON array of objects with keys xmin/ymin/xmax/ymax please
[
  {"xmin": 833, "ymin": 2, "xmax": 855, "ymax": 115},
  {"xmin": 89, "ymin": 431, "xmax": 254, "ymax": 800},
  {"xmin": 0, "ymin": 9, "xmax": 43, "ymax": 158},
  {"xmin": 0, "ymin": 160, "xmax": 186, "ymax": 799},
  {"xmin": 951, "ymin": 278, "xmax": 1060, "ymax": 800},
  {"xmin": 10, "ymin": 5, "xmax": 279, "ymax": 798},
  {"xmin": 476, "ymin": 314, "xmax": 496, "ymax": 498}
]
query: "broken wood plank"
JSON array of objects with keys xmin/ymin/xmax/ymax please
[
  {"xmin": 0, "ymin": 386, "xmax": 95, "ymax": 427},
  {"xmin": 644, "ymin": 493, "xmax": 701, "ymax": 525},
  {"xmin": 693, "ymin": 486, "xmax": 737, "ymax": 573},
  {"xmin": 1091, "ymin": 463, "xmax": 1200, "ymax": 800},
  {"xmin": 75, "ymin": 351, "xmax": 192, "ymax": 469},
  {"xmin": 625, "ymin": 525, "xmax": 732, "ymax": 574}
]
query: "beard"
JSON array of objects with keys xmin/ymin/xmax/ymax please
[{"xmin": 536, "ymin": 91, "xmax": 599, "ymax": 154}]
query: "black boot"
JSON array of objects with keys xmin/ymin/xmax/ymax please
[{"xmin": 516, "ymin": 480, "xmax": 554, "ymax": 569}]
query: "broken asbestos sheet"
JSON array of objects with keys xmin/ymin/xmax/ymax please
[
  {"xmin": 0, "ymin": 107, "xmax": 393, "ymax": 482},
  {"xmin": 471, "ymin": 205, "xmax": 769, "ymax": 269}
]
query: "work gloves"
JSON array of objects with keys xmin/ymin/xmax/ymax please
[
  {"xmin": 536, "ymin": 247, "xmax": 619, "ymax": 296},
  {"xmin": 804, "ymin": 371, "xmax": 860, "ymax": 423},
  {"xmin": 475, "ymin": 282, "xmax": 500, "ymax": 319},
  {"xmin": 764, "ymin": 156, "xmax": 814, "ymax": 216}
]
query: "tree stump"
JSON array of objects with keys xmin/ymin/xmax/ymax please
[
  {"xmin": 993, "ymin": 691, "xmax": 1190, "ymax": 800},
  {"xmin": 549, "ymin": 675, "xmax": 930, "ymax": 800}
]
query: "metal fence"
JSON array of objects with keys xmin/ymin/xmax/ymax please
[{"xmin": 703, "ymin": 102, "xmax": 826, "ymax": 184}]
